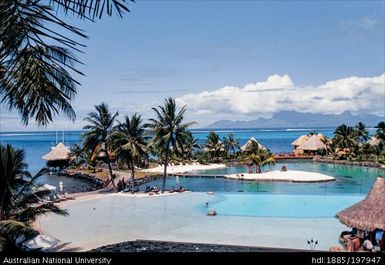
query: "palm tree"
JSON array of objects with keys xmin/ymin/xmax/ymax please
[
  {"xmin": 355, "ymin": 122, "xmax": 370, "ymax": 143},
  {"xmin": 83, "ymin": 103, "xmax": 118, "ymax": 189},
  {"xmin": 333, "ymin": 124, "xmax": 359, "ymax": 152},
  {"xmin": 0, "ymin": 144, "xmax": 67, "ymax": 251},
  {"xmin": 223, "ymin": 133, "xmax": 240, "ymax": 160},
  {"xmin": 205, "ymin": 131, "xmax": 223, "ymax": 162},
  {"xmin": 375, "ymin": 121, "xmax": 385, "ymax": 142},
  {"xmin": 111, "ymin": 114, "xmax": 147, "ymax": 193},
  {"xmin": 146, "ymin": 97, "xmax": 195, "ymax": 193},
  {"xmin": 1, "ymin": 1, "xmax": 132, "ymax": 126},
  {"xmin": 172, "ymin": 131, "xmax": 200, "ymax": 161},
  {"xmin": 243, "ymin": 141, "xmax": 275, "ymax": 173},
  {"xmin": 68, "ymin": 143, "xmax": 87, "ymax": 167}
]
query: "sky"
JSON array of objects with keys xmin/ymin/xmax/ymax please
[{"xmin": 1, "ymin": 0, "xmax": 384, "ymax": 131}]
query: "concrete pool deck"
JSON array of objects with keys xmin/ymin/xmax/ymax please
[
  {"xmin": 35, "ymin": 192, "xmax": 349, "ymax": 252},
  {"xmin": 226, "ymin": 170, "xmax": 335, "ymax": 182}
]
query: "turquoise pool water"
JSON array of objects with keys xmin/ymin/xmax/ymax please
[
  {"xmin": 140, "ymin": 161, "xmax": 385, "ymax": 194},
  {"xmin": 209, "ymin": 193, "xmax": 364, "ymax": 218},
  {"xmin": 39, "ymin": 192, "xmax": 353, "ymax": 250}
]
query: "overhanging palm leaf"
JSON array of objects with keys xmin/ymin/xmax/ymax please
[
  {"xmin": 0, "ymin": 0, "xmax": 132, "ymax": 125},
  {"xmin": 0, "ymin": 220, "xmax": 34, "ymax": 242},
  {"xmin": 0, "ymin": 144, "xmax": 68, "ymax": 250}
]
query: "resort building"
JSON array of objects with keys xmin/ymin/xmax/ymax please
[
  {"xmin": 291, "ymin": 134, "xmax": 326, "ymax": 155},
  {"xmin": 42, "ymin": 142, "xmax": 71, "ymax": 168},
  {"xmin": 240, "ymin": 137, "xmax": 266, "ymax": 152},
  {"xmin": 367, "ymin": 136, "xmax": 381, "ymax": 146}
]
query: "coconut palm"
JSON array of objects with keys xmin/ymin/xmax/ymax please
[
  {"xmin": 172, "ymin": 131, "xmax": 200, "ymax": 161},
  {"xmin": 68, "ymin": 143, "xmax": 87, "ymax": 167},
  {"xmin": 320, "ymin": 136, "xmax": 333, "ymax": 156},
  {"xmin": 146, "ymin": 97, "xmax": 195, "ymax": 193},
  {"xmin": 111, "ymin": 114, "xmax": 147, "ymax": 193},
  {"xmin": 243, "ymin": 141, "xmax": 275, "ymax": 173},
  {"xmin": 333, "ymin": 124, "xmax": 359, "ymax": 151},
  {"xmin": 83, "ymin": 103, "xmax": 118, "ymax": 189},
  {"xmin": 375, "ymin": 122, "xmax": 385, "ymax": 142},
  {"xmin": 0, "ymin": 144, "xmax": 67, "ymax": 251},
  {"xmin": 205, "ymin": 131, "xmax": 223, "ymax": 162},
  {"xmin": 355, "ymin": 122, "xmax": 370, "ymax": 143},
  {"xmin": 223, "ymin": 133, "xmax": 240, "ymax": 159},
  {"xmin": 0, "ymin": 1, "xmax": 132, "ymax": 126}
]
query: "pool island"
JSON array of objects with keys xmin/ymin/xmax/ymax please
[{"xmin": 225, "ymin": 170, "xmax": 335, "ymax": 183}]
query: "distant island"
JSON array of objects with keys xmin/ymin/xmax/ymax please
[{"xmin": 204, "ymin": 111, "xmax": 384, "ymax": 129}]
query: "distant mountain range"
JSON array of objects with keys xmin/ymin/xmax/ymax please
[{"xmin": 203, "ymin": 111, "xmax": 384, "ymax": 129}]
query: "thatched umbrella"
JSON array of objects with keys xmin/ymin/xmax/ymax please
[
  {"xmin": 240, "ymin": 137, "xmax": 266, "ymax": 152},
  {"xmin": 42, "ymin": 143, "xmax": 70, "ymax": 161},
  {"xmin": 297, "ymin": 135, "xmax": 326, "ymax": 151},
  {"xmin": 337, "ymin": 177, "xmax": 385, "ymax": 232}
]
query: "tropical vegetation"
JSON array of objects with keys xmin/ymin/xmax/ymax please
[
  {"xmin": 111, "ymin": 114, "xmax": 148, "ymax": 193},
  {"xmin": 0, "ymin": 144, "xmax": 68, "ymax": 251},
  {"xmin": 146, "ymin": 98, "xmax": 196, "ymax": 193},
  {"xmin": 242, "ymin": 141, "xmax": 275, "ymax": 173}
]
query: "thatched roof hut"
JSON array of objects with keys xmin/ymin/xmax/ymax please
[
  {"xmin": 291, "ymin": 135, "xmax": 309, "ymax": 147},
  {"xmin": 241, "ymin": 137, "xmax": 266, "ymax": 152},
  {"xmin": 337, "ymin": 177, "xmax": 385, "ymax": 232},
  {"xmin": 42, "ymin": 143, "xmax": 70, "ymax": 161},
  {"xmin": 367, "ymin": 136, "xmax": 380, "ymax": 146},
  {"xmin": 297, "ymin": 134, "xmax": 326, "ymax": 151}
]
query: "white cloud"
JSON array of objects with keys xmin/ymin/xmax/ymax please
[
  {"xmin": 339, "ymin": 17, "xmax": 383, "ymax": 31},
  {"xmin": 176, "ymin": 73, "xmax": 385, "ymax": 117}
]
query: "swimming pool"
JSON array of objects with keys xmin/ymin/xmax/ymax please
[
  {"xmin": 209, "ymin": 193, "xmax": 364, "ymax": 218},
  {"xmin": 140, "ymin": 161, "xmax": 385, "ymax": 194},
  {"xmin": 38, "ymin": 192, "xmax": 355, "ymax": 250}
]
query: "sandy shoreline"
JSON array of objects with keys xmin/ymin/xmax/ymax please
[
  {"xmin": 226, "ymin": 170, "xmax": 335, "ymax": 182},
  {"xmin": 142, "ymin": 163, "xmax": 227, "ymax": 174}
]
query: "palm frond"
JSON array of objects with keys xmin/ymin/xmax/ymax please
[{"xmin": 51, "ymin": 0, "xmax": 133, "ymax": 19}]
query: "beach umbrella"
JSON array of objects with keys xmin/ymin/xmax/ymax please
[{"xmin": 43, "ymin": 184, "xmax": 57, "ymax": 191}]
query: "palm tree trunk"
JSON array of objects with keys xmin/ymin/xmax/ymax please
[
  {"xmin": 162, "ymin": 153, "xmax": 169, "ymax": 194},
  {"xmin": 130, "ymin": 159, "xmax": 135, "ymax": 194},
  {"xmin": 105, "ymin": 143, "xmax": 117, "ymax": 192},
  {"xmin": 162, "ymin": 141, "xmax": 171, "ymax": 193}
]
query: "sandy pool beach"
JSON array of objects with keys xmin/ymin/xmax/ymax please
[
  {"xmin": 142, "ymin": 163, "xmax": 227, "ymax": 174},
  {"xmin": 226, "ymin": 170, "xmax": 335, "ymax": 182}
]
